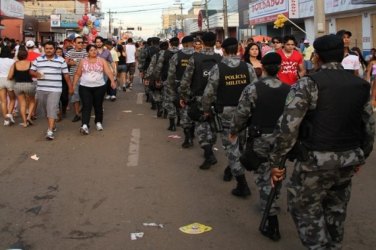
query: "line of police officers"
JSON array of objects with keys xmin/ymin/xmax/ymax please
[{"xmin": 138, "ymin": 32, "xmax": 375, "ymax": 249}]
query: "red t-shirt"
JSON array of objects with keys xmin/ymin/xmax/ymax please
[
  {"xmin": 27, "ymin": 51, "xmax": 41, "ymax": 62},
  {"xmin": 277, "ymin": 49, "xmax": 303, "ymax": 85}
]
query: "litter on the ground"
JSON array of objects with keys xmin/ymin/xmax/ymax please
[
  {"xmin": 143, "ymin": 223, "xmax": 164, "ymax": 228},
  {"xmin": 179, "ymin": 222, "xmax": 212, "ymax": 235},
  {"xmin": 137, "ymin": 113, "xmax": 144, "ymax": 116},
  {"xmin": 30, "ymin": 154, "xmax": 39, "ymax": 161},
  {"xmin": 122, "ymin": 110, "xmax": 133, "ymax": 113},
  {"xmin": 26, "ymin": 206, "xmax": 42, "ymax": 215},
  {"xmin": 213, "ymin": 147, "xmax": 219, "ymax": 151},
  {"xmin": 168, "ymin": 135, "xmax": 181, "ymax": 139},
  {"xmin": 130, "ymin": 232, "xmax": 144, "ymax": 240}
]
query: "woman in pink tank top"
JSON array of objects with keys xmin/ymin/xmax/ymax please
[{"xmin": 72, "ymin": 44, "xmax": 115, "ymax": 135}]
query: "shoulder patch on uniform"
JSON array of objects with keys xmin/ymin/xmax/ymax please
[{"xmin": 285, "ymin": 88, "xmax": 296, "ymax": 105}]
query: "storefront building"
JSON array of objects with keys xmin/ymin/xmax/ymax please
[
  {"xmin": 249, "ymin": 0, "xmax": 306, "ymax": 43},
  {"xmin": 0, "ymin": 0, "xmax": 24, "ymax": 40},
  {"xmin": 299, "ymin": 0, "xmax": 376, "ymax": 53},
  {"xmin": 248, "ymin": 0, "xmax": 376, "ymax": 53}
]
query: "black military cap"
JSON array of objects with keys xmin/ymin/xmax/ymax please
[
  {"xmin": 182, "ymin": 35, "xmax": 194, "ymax": 44},
  {"xmin": 261, "ymin": 52, "xmax": 282, "ymax": 65},
  {"xmin": 314, "ymin": 34, "xmax": 344, "ymax": 53},
  {"xmin": 221, "ymin": 37, "xmax": 238, "ymax": 48},
  {"xmin": 336, "ymin": 29, "xmax": 352, "ymax": 38},
  {"xmin": 202, "ymin": 32, "xmax": 216, "ymax": 43},
  {"xmin": 170, "ymin": 37, "xmax": 179, "ymax": 44},
  {"xmin": 159, "ymin": 41, "xmax": 169, "ymax": 49},
  {"xmin": 152, "ymin": 37, "xmax": 160, "ymax": 43}
]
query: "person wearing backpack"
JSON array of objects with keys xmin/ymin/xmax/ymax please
[{"xmin": 180, "ymin": 32, "xmax": 222, "ymax": 170}]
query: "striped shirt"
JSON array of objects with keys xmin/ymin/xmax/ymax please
[
  {"xmin": 65, "ymin": 49, "xmax": 88, "ymax": 76},
  {"xmin": 30, "ymin": 55, "xmax": 69, "ymax": 92}
]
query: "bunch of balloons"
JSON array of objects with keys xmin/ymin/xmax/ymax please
[{"xmin": 77, "ymin": 14, "xmax": 101, "ymax": 43}]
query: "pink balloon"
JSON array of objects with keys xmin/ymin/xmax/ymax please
[{"xmin": 82, "ymin": 15, "xmax": 89, "ymax": 21}]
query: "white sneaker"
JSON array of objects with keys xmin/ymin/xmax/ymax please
[
  {"xmin": 4, "ymin": 119, "xmax": 10, "ymax": 126},
  {"xmin": 110, "ymin": 95, "xmax": 116, "ymax": 101},
  {"xmin": 96, "ymin": 122, "xmax": 103, "ymax": 131},
  {"xmin": 6, "ymin": 114, "xmax": 15, "ymax": 124},
  {"xmin": 80, "ymin": 124, "xmax": 89, "ymax": 135},
  {"xmin": 46, "ymin": 130, "xmax": 55, "ymax": 140},
  {"xmin": 105, "ymin": 95, "xmax": 111, "ymax": 100}
]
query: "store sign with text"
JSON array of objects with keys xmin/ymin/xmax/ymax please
[
  {"xmin": 249, "ymin": 0, "xmax": 289, "ymax": 25},
  {"xmin": 60, "ymin": 14, "xmax": 80, "ymax": 28},
  {"xmin": 0, "ymin": 0, "xmax": 24, "ymax": 19},
  {"xmin": 50, "ymin": 15, "xmax": 61, "ymax": 28},
  {"xmin": 289, "ymin": 0, "xmax": 299, "ymax": 18}
]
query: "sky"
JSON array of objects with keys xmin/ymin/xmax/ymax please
[{"xmin": 101, "ymin": 0, "xmax": 197, "ymax": 38}]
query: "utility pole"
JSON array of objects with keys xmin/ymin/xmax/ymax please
[
  {"xmin": 205, "ymin": 0, "xmax": 209, "ymax": 31},
  {"xmin": 108, "ymin": 9, "xmax": 117, "ymax": 39},
  {"xmin": 179, "ymin": 3, "xmax": 184, "ymax": 33},
  {"xmin": 108, "ymin": 9, "xmax": 112, "ymax": 39},
  {"xmin": 314, "ymin": 0, "xmax": 325, "ymax": 39},
  {"xmin": 174, "ymin": 1, "xmax": 184, "ymax": 34},
  {"xmin": 223, "ymin": 0, "xmax": 228, "ymax": 38}
]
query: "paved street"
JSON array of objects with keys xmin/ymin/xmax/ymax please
[{"xmin": 0, "ymin": 75, "xmax": 375, "ymax": 250}]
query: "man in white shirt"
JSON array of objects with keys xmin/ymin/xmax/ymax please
[
  {"xmin": 30, "ymin": 41, "xmax": 73, "ymax": 140},
  {"xmin": 214, "ymin": 40, "xmax": 223, "ymax": 56},
  {"xmin": 125, "ymin": 38, "xmax": 136, "ymax": 89},
  {"xmin": 336, "ymin": 30, "xmax": 360, "ymax": 76}
]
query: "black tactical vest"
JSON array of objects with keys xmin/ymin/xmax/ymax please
[
  {"xmin": 217, "ymin": 61, "xmax": 250, "ymax": 109},
  {"xmin": 144, "ymin": 46, "xmax": 159, "ymax": 71},
  {"xmin": 191, "ymin": 53, "xmax": 222, "ymax": 96},
  {"xmin": 176, "ymin": 51, "xmax": 193, "ymax": 81},
  {"xmin": 161, "ymin": 50, "xmax": 176, "ymax": 81},
  {"xmin": 301, "ymin": 69, "xmax": 370, "ymax": 151},
  {"xmin": 250, "ymin": 78, "xmax": 290, "ymax": 134}
]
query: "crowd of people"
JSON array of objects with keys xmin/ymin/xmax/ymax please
[
  {"xmin": 0, "ymin": 36, "xmax": 141, "ymax": 138},
  {"xmin": 0, "ymin": 29, "xmax": 375, "ymax": 249}
]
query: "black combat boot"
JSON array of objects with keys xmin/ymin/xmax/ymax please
[
  {"xmin": 223, "ymin": 166, "xmax": 233, "ymax": 182},
  {"xmin": 167, "ymin": 118, "xmax": 176, "ymax": 131},
  {"xmin": 151, "ymin": 100, "xmax": 157, "ymax": 110},
  {"xmin": 232, "ymin": 175, "xmax": 251, "ymax": 197},
  {"xmin": 157, "ymin": 103, "xmax": 163, "ymax": 117},
  {"xmin": 199, "ymin": 145, "xmax": 217, "ymax": 170},
  {"xmin": 260, "ymin": 215, "xmax": 281, "ymax": 241},
  {"xmin": 181, "ymin": 128, "xmax": 193, "ymax": 148},
  {"xmin": 163, "ymin": 109, "xmax": 168, "ymax": 119},
  {"xmin": 190, "ymin": 125, "xmax": 195, "ymax": 138}
]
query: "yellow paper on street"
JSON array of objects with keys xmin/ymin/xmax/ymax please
[{"xmin": 179, "ymin": 223, "xmax": 212, "ymax": 234}]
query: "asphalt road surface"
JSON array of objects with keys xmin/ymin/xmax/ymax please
[{"xmin": 0, "ymin": 76, "xmax": 375, "ymax": 250}]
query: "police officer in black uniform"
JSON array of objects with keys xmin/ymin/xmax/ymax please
[
  {"xmin": 143, "ymin": 37, "xmax": 160, "ymax": 110},
  {"xmin": 202, "ymin": 37, "xmax": 257, "ymax": 197},
  {"xmin": 230, "ymin": 52, "xmax": 290, "ymax": 239},
  {"xmin": 166, "ymin": 36, "xmax": 195, "ymax": 135},
  {"xmin": 180, "ymin": 32, "xmax": 222, "ymax": 169}
]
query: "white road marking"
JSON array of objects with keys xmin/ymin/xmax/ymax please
[
  {"xmin": 137, "ymin": 93, "xmax": 144, "ymax": 104},
  {"xmin": 127, "ymin": 129, "xmax": 141, "ymax": 167}
]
